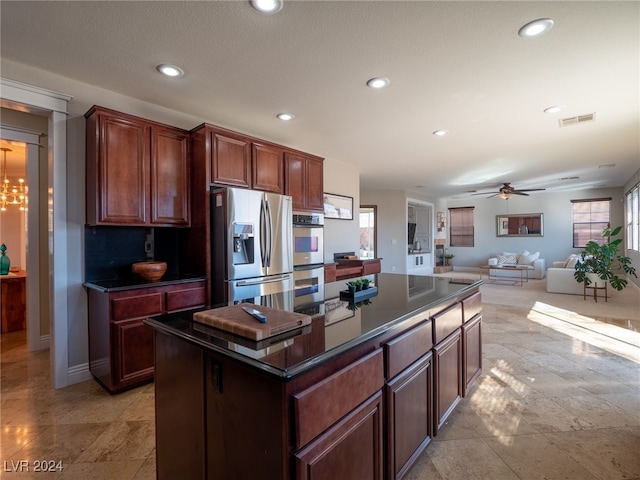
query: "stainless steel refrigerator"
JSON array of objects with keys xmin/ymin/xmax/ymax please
[{"xmin": 210, "ymin": 186, "xmax": 293, "ymax": 306}]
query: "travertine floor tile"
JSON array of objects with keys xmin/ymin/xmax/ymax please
[{"xmin": 2, "ymin": 279, "xmax": 638, "ymax": 479}]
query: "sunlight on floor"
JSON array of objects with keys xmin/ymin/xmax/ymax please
[{"xmin": 527, "ymin": 301, "xmax": 640, "ymax": 363}]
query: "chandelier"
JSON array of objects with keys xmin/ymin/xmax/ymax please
[{"xmin": 1, "ymin": 147, "xmax": 26, "ymax": 212}]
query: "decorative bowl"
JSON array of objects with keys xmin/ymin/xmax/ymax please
[{"xmin": 132, "ymin": 261, "xmax": 167, "ymax": 282}]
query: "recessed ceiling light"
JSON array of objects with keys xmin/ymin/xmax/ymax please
[
  {"xmin": 366, "ymin": 77, "xmax": 390, "ymax": 89},
  {"xmin": 433, "ymin": 130, "xmax": 449, "ymax": 137},
  {"xmin": 518, "ymin": 18, "xmax": 554, "ymax": 37},
  {"xmin": 156, "ymin": 64, "xmax": 184, "ymax": 77},
  {"xmin": 277, "ymin": 113, "xmax": 294, "ymax": 121},
  {"xmin": 250, "ymin": 0, "xmax": 283, "ymax": 14},
  {"xmin": 544, "ymin": 105, "xmax": 565, "ymax": 114}
]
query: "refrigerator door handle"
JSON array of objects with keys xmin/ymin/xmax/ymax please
[
  {"xmin": 235, "ymin": 273, "xmax": 292, "ymax": 287},
  {"xmin": 265, "ymin": 197, "xmax": 273, "ymax": 268},
  {"xmin": 260, "ymin": 198, "xmax": 267, "ymax": 268}
]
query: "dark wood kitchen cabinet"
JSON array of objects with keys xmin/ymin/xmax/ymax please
[
  {"xmin": 85, "ymin": 106, "xmax": 190, "ymax": 227},
  {"xmin": 253, "ymin": 142, "xmax": 284, "ymax": 194},
  {"xmin": 88, "ymin": 281, "xmax": 206, "ymax": 393},
  {"xmin": 384, "ymin": 319, "xmax": 433, "ymax": 480},
  {"xmin": 285, "ymin": 152, "xmax": 324, "ymax": 212},
  {"xmin": 433, "ymin": 330, "xmax": 462, "ymax": 434},
  {"xmin": 210, "ymin": 129, "xmax": 251, "ymax": 188}
]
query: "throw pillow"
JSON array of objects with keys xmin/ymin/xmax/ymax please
[
  {"xmin": 497, "ymin": 253, "xmax": 518, "ymax": 265},
  {"xmin": 518, "ymin": 251, "xmax": 540, "ymax": 265},
  {"xmin": 564, "ymin": 254, "xmax": 580, "ymax": 269}
]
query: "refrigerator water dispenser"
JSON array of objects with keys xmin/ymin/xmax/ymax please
[{"xmin": 232, "ymin": 223, "xmax": 254, "ymax": 265}]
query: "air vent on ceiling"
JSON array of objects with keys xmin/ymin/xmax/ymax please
[
  {"xmin": 559, "ymin": 113, "xmax": 596, "ymax": 127},
  {"xmin": 560, "ymin": 176, "xmax": 580, "ymax": 180}
]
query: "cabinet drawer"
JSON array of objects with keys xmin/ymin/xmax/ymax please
[
  {"xmin": 294, "ymin": 349, "xmax": 384, "ymax": 449},
  {"xmin": 166, "ymin": 284, "xmax": 206, "ymax": 312},
  {"xmin": 432, "ymin": 303, "xmax": 462, "ymax": 345},
  {"xmin": 111, "ymin": 292, "xmax": 164, "ymax": 321},
  {"xmin": 384, "ymin": 320, "xmax": 432, "ymax": 380},
  {"xmin": 462, "ymin": 292, "xmax": 481, "ymax": 323}
]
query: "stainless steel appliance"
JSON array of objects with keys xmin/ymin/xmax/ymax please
[
  {"xmin": 292, "ymin": 212, "xmax": 325, "ymax": 311},
  {"xmin": 292, "ymin": 211, "xmax": 324, "ymax": 267},
  {"xmin": 293, "ymin": 264, "xmax": 325, "ymax": 311},
  {"xmin": 210, "ymin": 187, "xmax": 293, "ymax": 305}
]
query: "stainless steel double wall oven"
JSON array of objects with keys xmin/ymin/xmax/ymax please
[{"xmin": 292, "ymin": 212, "xmax": 324, "ymax": 311}]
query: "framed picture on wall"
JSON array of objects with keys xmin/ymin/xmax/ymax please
[{"xmin": 324, "ymin": 193, "xmax": 353, "ymax": 220}]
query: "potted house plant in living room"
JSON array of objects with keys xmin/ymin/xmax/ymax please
[{"xmin": 573, "ymin": 225, "xmax": 637, "ymax": 291}]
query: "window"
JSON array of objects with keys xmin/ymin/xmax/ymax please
[
  {"xmin": 449, "ymin": 207, "xmax": 474, "ymax": 246},
  {"xmin": 627, "ymin": 183, "xmax": 639, "ymax": 251},
  {"xmin": 571, "ymin": 198, "xmax": 611, "ymax": 247}
]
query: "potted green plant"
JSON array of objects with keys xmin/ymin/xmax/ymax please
[
  {"xmin": 361, "ymin": 278, "xmax": 371, "ymax": 290},
  {"xmin": 346, "ymin": 281, "xmax": 357, "ymax": 293},
  {"xmin": 573, "ymin": 225, "xmax": 637, "ymax": 291},
  {"xmin": 444, "ymin": 253, "xmax": 455, "ymax": 266}
]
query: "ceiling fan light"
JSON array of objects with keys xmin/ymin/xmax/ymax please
[{"xmin": 499, "ymin": 192, "xmax": 511, "ymax": 200}]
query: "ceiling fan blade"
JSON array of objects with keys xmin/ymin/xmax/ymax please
[
  {"xmin": 517, "ymin": 188, "xmax": 546, "ymax": 192},
  {"xmin": 512, "ymin": 191, "xmax": 530, "ymax": 196},
  {"xmin": 486, "ymin": 193, "xmax": 499, "ymax": 198}
]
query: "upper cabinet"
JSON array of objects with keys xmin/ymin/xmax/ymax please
[
  {"xmin": 285, "ymin": 152, "xmax": 324, "ymax": 212},
  {"xmin": 211, "ymin": 130, "xmax": 251, "ymax": 188},
  {"xmin": 85, "ymin": 106, "xmax": 190, "ymax": 227},
  {"xmin": 252, "ymin": 142, "xmax": 284, "ymax": 194},
  {"xmin": 191, "ymin": 123, "xmax": 323, "ymax": 211}
]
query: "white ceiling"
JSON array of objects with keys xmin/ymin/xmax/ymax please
[{"xmin": 1, "ymin": 1, "xmax": 638, "ymax": 198}]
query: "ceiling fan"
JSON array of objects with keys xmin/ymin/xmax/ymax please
[{"xmin": 473, "ymin": 182, "xmax": 546, "ymax": 199}]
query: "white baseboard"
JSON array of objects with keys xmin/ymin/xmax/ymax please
[
  {"xmin": 39, "ymin": 334, "xmax": 50, "ymax": 350},
  {"xmin": 67, "ymin": 362, "xmax": 92, "ymax": 384}
]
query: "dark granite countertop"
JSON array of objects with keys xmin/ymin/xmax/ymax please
[
  {"xmin": 84, "ymin": 273, "xmax": 207, "ymax": 292},
  {"xmin": 144, "ymin": 273, "xmax": 482, "ymax": 379}
]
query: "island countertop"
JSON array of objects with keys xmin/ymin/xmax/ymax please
[{"xmin": 144, "ymin": 272, "xmax": 482, "ymax": 379}]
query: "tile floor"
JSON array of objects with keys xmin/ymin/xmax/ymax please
[{"xmin": 1, "ymin": 281, "xmax": 639, "ymax": 479}]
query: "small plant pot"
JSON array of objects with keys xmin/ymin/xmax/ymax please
[
  {"xmin": 356, "ymin": 284, "xmax": 362, "ymax": 291},
  {"xmin": 347, "ymin": 285, "xmax": 356, "ymax": 293}
]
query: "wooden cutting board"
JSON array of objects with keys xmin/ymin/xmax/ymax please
[{"xmin": 193, "ymin": 303, "xmax": 312, "ymax": 341}]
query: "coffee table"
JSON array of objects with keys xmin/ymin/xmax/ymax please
[{"xmin": 480, "ymin": 264, "xmax": 530, "ymax": 286}]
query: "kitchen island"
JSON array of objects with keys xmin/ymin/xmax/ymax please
[{"xmin": 145, "ymin": 273, "xmax": 482, "ymax": 480}]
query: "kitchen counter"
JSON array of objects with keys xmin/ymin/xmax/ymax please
[
  {"xmin": 145, "ymin": 273, "xmax": 479, "ymax": 379},
  {"xmin": 147, "ymin": 272, "xmax": 483, "ymax": 480},
  {"xmin": 84, "ymin": 273, "xmax": 206, "ymax": 292}
]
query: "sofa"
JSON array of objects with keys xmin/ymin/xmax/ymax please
[
  {"xmin": 546, "ymin": 254, "xmax": 585, "ymax": 295},
  {"xmin": 486, "ymin": 250, "xmax": 546, "ymax": 279}
]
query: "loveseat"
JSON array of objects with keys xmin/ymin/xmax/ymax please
[
  {"xmin": 546, "ymin": 254, "xmax": 585, "ymax": 295},
  {"xmin": 486, "ymin": 251, "xmax": 546, "ymax": 279}
]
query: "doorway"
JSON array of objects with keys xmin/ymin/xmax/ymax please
[
  {"xmin": 0, "ymin": 125, "xmax": 43, "ymax": 351},
  {"xmin": 359, "ymin": 205, "xmax": 377, "ymax": 259},
  {"xmin": 0, "ymin": 140, "xmax": 27, "ymax": 334}
]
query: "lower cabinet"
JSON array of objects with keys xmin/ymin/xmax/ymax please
[
  {"xmin": 88, "ymin": 280, "xmax": 206, "ymax": 393},
  {"xmin": 385, "ymin": 353, "xmax": 433, "ymax": 480},
  {"xmin": 463, "ymin": 314, "xmax": 482, "ymax": 396},
  {"xmin": 433, "ymin": 329, "xmax": 463, "ymax": 434},
  {"xmin": 295, "ymin": 392, "xmax": 383, "ymax": 480}
]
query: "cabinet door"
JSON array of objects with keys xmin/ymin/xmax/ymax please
[
  {"xmin": 462, "ymin": 315, "xmax": 482, "ymax": 396},
  {"xmin": 386, "ymin": 354, "xmax": 433, "ymax": 480},
  {"xmin": 285, "ymin": 153, "xmax": 324, "ymax": 212},
  {"xmin": 94, "ymin": 112, "xmax": 150, "ymax": 225},
  {"xmin": 151, "ymin": 126, "xmax": 190, "ymax": 226},
  {"xmin": 252, "ymin": 143, "xmax": 284, "ymax": 193},
  {"xmin": 295, "ymin": 392, "xmax": 383, "ymax": 480},
  {"xmin": 165, "ymin": 282, "xmax": 207, "ymax": 312},
  {"xmin": 211, "ymin": 130, "xmax": 251, "ymax": 188},
  {"xmin": 284, "ymin": 152, "xmax": 306, "ymax": 210},
  {"xmin": 112, "ymin": 317, "xmax": 154, "ymax": 390},
  {"xmin": 433, "ymin": 330, "xmax": 462, "ymax": 434},
  {"xmin": 305, "ymin": 156, "xmax": 324, "ymax": 211}
]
